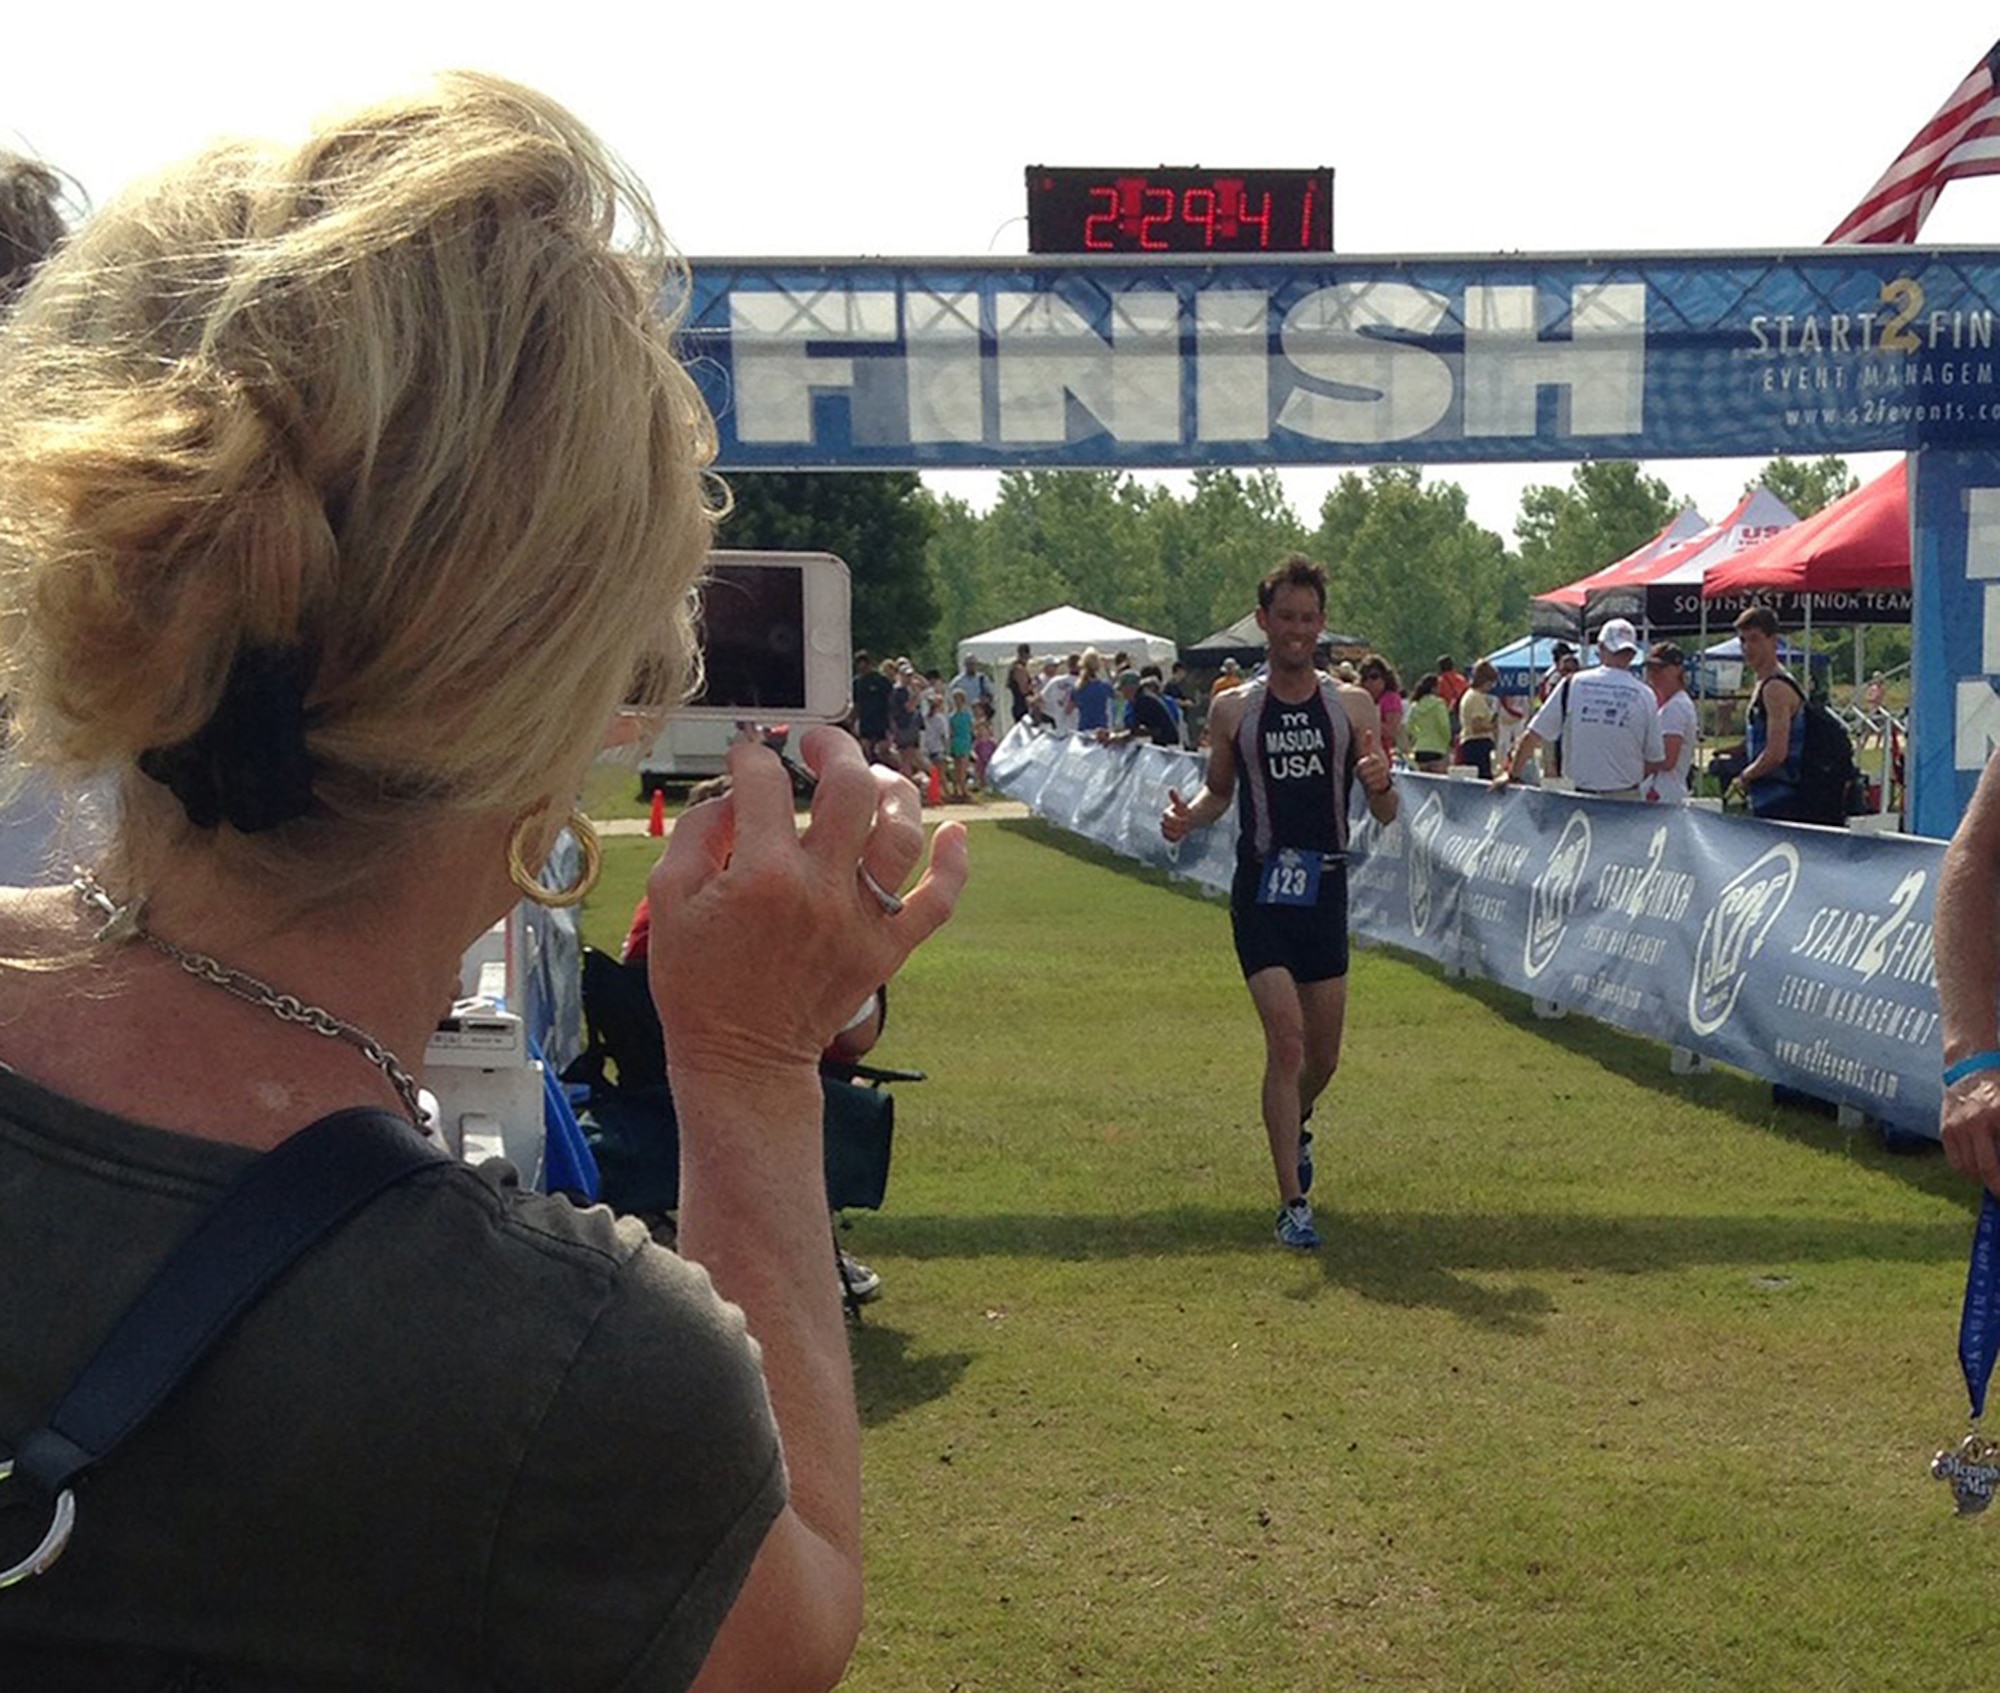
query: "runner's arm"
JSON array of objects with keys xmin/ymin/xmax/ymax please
[
  {"xmin": 1336, "ymin": 685, "xmax": 1397, "ymax": 824},
  {"xmin": 1162, "ymin": 694, "xmax": 1242, "ymax": 839}
]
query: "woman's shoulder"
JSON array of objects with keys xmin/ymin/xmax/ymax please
[
  {"xmin": 0, "ymin": 1112, "xmax": 782, "ymax": 1690},
  {"xmin": 382, "ymin": 1176, "xmax": 786, "ymax": 1676},
  {"xmin": 324, "ymin": 1165, "xmax": 764, "ymax": 1380}
]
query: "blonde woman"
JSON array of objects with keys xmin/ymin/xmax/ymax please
[
  {"xmin": 0, "ymin": 74, "xmax": 965, "ymax": 1689},
  {"xmin": 1074, "ymin": 648, "xmax": 1114, "ymax": 735}
]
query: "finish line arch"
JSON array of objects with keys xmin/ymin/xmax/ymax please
[{"xmin": 684, "ymin": 249, "xmax": 2000, "ymax": 837}]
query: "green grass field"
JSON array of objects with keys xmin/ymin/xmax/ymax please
[{"xmin": 582, "ymin": 819, "xmax": 2000, "ymax": 1692}]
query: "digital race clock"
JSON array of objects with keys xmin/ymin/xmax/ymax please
[{"xmin": 1025, "ymin": 166, "xmax": 1334, "ymax": 255}]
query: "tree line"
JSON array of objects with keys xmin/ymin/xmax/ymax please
[{"xmin": 716, "ymin": 455, "xmax": 1863, "ymax": 684}]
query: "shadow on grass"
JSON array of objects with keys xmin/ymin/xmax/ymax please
[
  {"xmin": 848, "ymin": 1319, "xmax": 972, "ymax": 1429},
  {"xmin": 867, "ymin": 1204, "xmax": 1968, "ymax": 1335}
]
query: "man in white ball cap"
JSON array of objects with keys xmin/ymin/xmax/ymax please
[{"xmin": 1497, "ymin": 617, "xmax": 1665, "ymax": 800}]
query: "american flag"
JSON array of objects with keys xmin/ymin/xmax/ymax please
[{"xmin": 1827, "ymin": 40, "xmax": 2000, "ymax": 243}]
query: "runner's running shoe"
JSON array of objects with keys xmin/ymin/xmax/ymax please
[
  {"xmin": 1275, "ymin": 1199, "xmax": 1320, "ymax": 1251},
  {"xmin": 838, "ymin": 1249, "xmax": 882, "ymax": 1302}
]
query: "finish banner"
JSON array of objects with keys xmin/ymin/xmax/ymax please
[
  {"xmin": 988, "ymin": 729, "xmax": 1946, "ymax": 1138},
  {"xmin": 686, "ymin": 252, "xmax": 2000, "ymax": 469}
]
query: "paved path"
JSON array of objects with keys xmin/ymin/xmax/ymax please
[{"xmin": 598, "ymin": 797, "xmax": 1030, "ymax": 837}]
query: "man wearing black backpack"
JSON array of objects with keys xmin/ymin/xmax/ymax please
[{"xmin": 1730, "ymin": 604, "xmax": 1857, "ymax": 825}]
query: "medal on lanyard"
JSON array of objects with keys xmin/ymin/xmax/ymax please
[
  {"xmin": 1257, "ymin": 848, "xmax": 1321, "ymax": 907},
  {"xmin": 1932, "ymin": 1192, "xmax": 2000, "ymax": 1515}
]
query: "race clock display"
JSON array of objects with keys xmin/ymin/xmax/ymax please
[{"xmin": 1026, "ymin": 167, "xmax": 1334, "ymax": 255}]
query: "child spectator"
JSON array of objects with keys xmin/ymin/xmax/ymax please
[
  {"xmin": 921, "ymin": 689, "xmax": 951, "ymax": 783},
  {"xmin": 972, "ymin": 699, "xmax": 998, "ymax": 788},
  {"xmin": 948, "ymin": 688, "xmax": 975, "ymax": 801}
]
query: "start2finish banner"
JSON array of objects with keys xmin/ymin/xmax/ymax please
[
  {"xmin": 1349, "ymin": 783, "xmax": 1943, "ymax": 1140},
  {"xmin": 987, "ymin": 730, "xmax": 1945, "ymax": 1139},
  {"xmin": 685, "ymin": 252, "xmax": 2000, "ymax": 468}
]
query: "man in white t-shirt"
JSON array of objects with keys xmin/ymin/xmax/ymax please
[
  {"xmin": 1036, "ymin": 656, "xmax": 1080, "ymax": 734},
  {"xmin": 1642, "ymin": 641, "xmax": 1698, "ymax": 804},
  {"xmin": 1497, "ymin": 618, "xmax": 1665, "ymax": 799}
]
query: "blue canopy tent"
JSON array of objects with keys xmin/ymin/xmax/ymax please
[{"xmin": 1479, "ymin": 634, "xmax": 1597, "ymax": 696}]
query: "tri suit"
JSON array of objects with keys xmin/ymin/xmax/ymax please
[{"xmin": 1228, "ymin": 674, "xmax": 1356, "ymax": 984}]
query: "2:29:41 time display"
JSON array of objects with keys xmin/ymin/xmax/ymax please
[{"xmin": 1026, "ymin": 167, "xmax": 1333, "ymax": 255}]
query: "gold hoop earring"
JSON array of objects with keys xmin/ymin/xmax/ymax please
[{"xmin": 507, "ymin": 809, "xmax": 602, "ymax": 909}]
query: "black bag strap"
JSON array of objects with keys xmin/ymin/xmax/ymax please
[{"xmin": 1, "ymin": 1107, "xmax": 444, "ymax": 1585}]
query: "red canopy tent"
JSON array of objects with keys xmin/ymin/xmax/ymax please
[
  {"xmin": 1529, "ymin": 506, "xmax": 1707, "ymax": 636},
  {"xmin": 1593, "ymin": 485, "xmax": 1800, "ymax": 631},
  {"xmin": 1700, "ymin": 459, "xmax": 1909, "ymax": 599}
]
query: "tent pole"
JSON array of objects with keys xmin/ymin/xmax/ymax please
[{"xmin": 1698, "ymin": 598, "xmax": 1709, "ymax": 703}]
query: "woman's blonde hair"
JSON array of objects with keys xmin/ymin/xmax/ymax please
[{"xmin": 0, "ymin": 72, "xmax": 721, "ymax": 903}]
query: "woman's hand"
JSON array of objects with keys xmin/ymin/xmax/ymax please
[{"xmin": 646, "ymin": 726, "xmax": 969, "ymax": 1089}]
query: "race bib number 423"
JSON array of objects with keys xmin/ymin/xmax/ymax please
[{"xmin": 1257, "ymin": 849, "xmax": 1321, "ymax": 907}]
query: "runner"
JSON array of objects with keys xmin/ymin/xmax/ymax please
[{"xmin": 1161, "ymin": 556, "xmax": 1398, "ymax": 1249}]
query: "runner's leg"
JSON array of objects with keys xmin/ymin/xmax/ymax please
[
  {"xmin": 1296, "ymin": 974, "xmax": 1349, "ymax": 1123},
  {"xmin": 1245, "ymin": 966, "xmax": 1308, "ymax": 1205}
]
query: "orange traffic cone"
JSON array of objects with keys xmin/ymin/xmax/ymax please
[
  {"xmin": 925, "ymin": 764, "xmax": 944, "ymax": 806},
  {"xmin": 647, "ymin": 788, "xmax": 667, "ymax": 836}
]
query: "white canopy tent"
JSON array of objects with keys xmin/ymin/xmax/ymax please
[
  {"xmin": 958, "ymin": 605, "xmax": 1178, "ymax": 669},
  {"xmin": 958, "ymin": 605, "xmax": 1177, "ymax": 732}
]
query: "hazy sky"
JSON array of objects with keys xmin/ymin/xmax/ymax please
[{"xmin": 10, "ymin": 1, "xmax": 1999, "ymax": 537}]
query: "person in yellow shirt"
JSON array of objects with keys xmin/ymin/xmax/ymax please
[{"xmin": 1456, "ymin": 661, "xmax": 1501, "ymax": 778}]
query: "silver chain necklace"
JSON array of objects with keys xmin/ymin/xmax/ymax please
[{"xmin": 71, "ymin": 869, "xmax": 427, "ymax": 1129}]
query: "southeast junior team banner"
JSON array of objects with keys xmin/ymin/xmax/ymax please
[
  {"xmin": 987, "ymin": 729, "xmax": 1945, "ymax": 1139},
  {"xmin": 685, "ymin": 253, "xmax": 2000, "ymax": 468}
]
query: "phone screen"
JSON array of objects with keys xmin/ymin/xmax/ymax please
[{"xmin": 689, "ymin": 562, "xmax": 808, "ymax": 713}]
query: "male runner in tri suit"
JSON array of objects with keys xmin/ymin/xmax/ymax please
[{"xmin": 1161, "ymin": 556, "xmax": 1397, "ymax": 1249}]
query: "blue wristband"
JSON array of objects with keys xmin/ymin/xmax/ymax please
[{"xmin": 1945, "ymin": 1051, "xmax": 2000, "ymax": 1087}]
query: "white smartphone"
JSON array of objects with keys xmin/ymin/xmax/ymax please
[{"xmin": 676, "ymin": 550, "xmax": 853, "ymax": 722}]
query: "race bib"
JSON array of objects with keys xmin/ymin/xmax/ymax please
[{"xmin": 1256, "ymin": 848, "xmax": 1322, "ymax": 907}]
